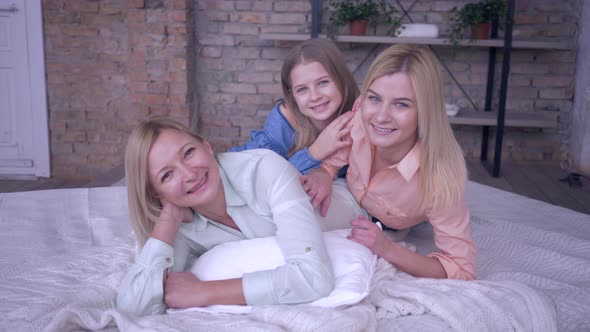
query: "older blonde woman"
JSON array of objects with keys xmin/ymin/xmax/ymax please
[
  {"xmin": 306, "ymin": 44, "xmax": 477, "ymax": 280},
  {"xmin": 117, "ymin": 116, "xmax": 365, "ymax": 316}
]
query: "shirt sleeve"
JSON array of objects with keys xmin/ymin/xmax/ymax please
[
  {"xmin": 228, "ymin": 105, "xmax": 322, "ymax": 174},
  {"xmin": 116, "ymin": 234, "xmax": 194, "ymax": 315},
  {"xmin": 426, "ymin": 200, "xmax": 477, "ymax": 280},
  {"xmin": 288, "ymin": 147, "xmax": 321, "ymax": 174},
  {"xmin": 228, "ymin": 104, "xmax": 291, "ymax": 159},
  {"xmin": 241, "ymin": 152, "xmax": 335, "ymax": 305}
]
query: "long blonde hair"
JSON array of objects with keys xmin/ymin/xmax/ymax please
[
  {"xmin": 281, "ymin": 38, "xmax": 359, "ymax": 156},
  {"xmin": 124, "ymin": 116, "xmax": 203, "ymax": 247},
  {"xmin": 361, "ymin": 44, "xmax": 467, "ymax": 209}
]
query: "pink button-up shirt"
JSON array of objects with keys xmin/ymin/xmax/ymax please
[{"xmin": 325, "ymin": 111, "xmax": 476, "ymax": 280}]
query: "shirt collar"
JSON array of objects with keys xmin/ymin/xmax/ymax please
[
  {"xmin": 218, "ymin": 162, "xmax": 246, "ymax": 207},
  {"xmin": 389, "ymin": 142, "xmax": 421, "ymax": 182}
]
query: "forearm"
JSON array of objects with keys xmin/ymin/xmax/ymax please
[
  {"xmin": 204, "ymin": 278, "xmax": 246, "ymax": 305},
  {"xmin": 381, "ymin": 241, "xmax": 447, "ymax": 279},
  {"xmin": 150, "ymin": 218, "xmax": 182, "ymax": 246},
  {"xmin": 242, "ymin": 258, "xmax": 333, "ymax": 305}
]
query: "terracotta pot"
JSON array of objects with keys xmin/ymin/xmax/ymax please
[
  {"xmin": 349, "ymin": 20, "xmax": 368, "ymax": 35},
  {"xmin": 471, "ymin": 22, "xmax": 491, "ymax": 40}
]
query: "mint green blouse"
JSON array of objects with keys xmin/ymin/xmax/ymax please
[{"xmin": 116, "ymin": 149, "xmax": 365, "ymax": 316}]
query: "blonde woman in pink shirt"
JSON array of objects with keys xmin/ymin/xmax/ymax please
[{"xmin": 304, "ymin": 44, "xmax": 476, "ymax": 280}]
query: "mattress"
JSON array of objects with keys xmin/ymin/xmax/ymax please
[{"xmin": 0, "ymin": 182, "xmax": 588, "ymax": 331}]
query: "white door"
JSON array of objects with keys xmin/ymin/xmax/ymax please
[{"xmin": 0, "ymin": 0, "xmax": 49, "ymax": 177}]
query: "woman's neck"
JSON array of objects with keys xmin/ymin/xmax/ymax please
[
  {"xmin": 372, "ymin": 139, "xmax": 417, "ymax": 175},
  {"xmin": 194, "ymin": 185, "xmax": 238, "ymax": 230}
]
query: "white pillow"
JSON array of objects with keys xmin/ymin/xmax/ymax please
[{"xmin": 167, "ymin": 228, "xmax": 376, "ymax": 314}]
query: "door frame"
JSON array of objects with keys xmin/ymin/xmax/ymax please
[{"xmin": 24, "ymin": 1, "xmax": 50, "ymax": 177}]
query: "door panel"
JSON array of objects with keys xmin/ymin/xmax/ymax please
[{"xmin": 0, "ymin": 0, "xmax": 49, "ymax": 177}]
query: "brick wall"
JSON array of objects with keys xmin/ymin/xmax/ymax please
[
  {"xmin": 43, "ymin": 0, "xmax": 194, "ymax": 180},
  {"xmin": 42, "ymin": 0, "xmax": 580, "ymax": 180},
  {"xmin": 193, "ymin": 0, "xmax": 580, "ymax": 162}
]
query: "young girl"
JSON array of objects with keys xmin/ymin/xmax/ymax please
[
  {"xmin": 230, "ymin": 38, "xmax": 359, "ymax": 176},
  {"xmin": 310, "ymin": 44, "xmax": 477, "ymax": 280},
  {"xmin": 116, "ymin": 116, "xmax": 365, "ymax": 316}
]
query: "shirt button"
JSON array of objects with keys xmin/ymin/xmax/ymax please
[
  {"xmin": 386, "ymin": 211, "xmax": 392, "ymax": 216},
  {"xmin": 165, "ymin": 257, "xmax": 171, "ymax": 263},
  {"xmin": 304, "ymin": 247, "xmax": 312, "ymax": 253}
]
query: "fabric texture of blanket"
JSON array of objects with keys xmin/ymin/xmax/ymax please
[{"xmin": 1, "ymin": 182, "xmax": 589, "ymax": 331}]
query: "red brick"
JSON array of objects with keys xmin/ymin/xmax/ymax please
[
  {"xmin": 129, "ymin": 0, "xmax": 145, "ymax": 9},
  {"xmin": 273, "ymin": 1, "xmax": 310, "ymax": 12},
  {"xmin": 268, "ymin": 13, "xmax": 305, "ymax": 25},
  {"xmin": 229, "ymin": 12, "xmax": 267, "ymax": 24}
]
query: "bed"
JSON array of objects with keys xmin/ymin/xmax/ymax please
[{"xmin": 1, "ymin": 181, "xmax": 589, "ymax": 331}]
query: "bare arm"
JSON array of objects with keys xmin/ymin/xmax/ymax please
[{"xmin": 164, "ymin": 273, "xmax": 246, "ymax": 308}]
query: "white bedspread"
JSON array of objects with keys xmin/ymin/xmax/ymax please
[{"xmin": 1, "ymin": 182, "xmax": 589, "ymax": 331}]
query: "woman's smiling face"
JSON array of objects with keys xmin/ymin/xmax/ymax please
[
  {"xmin": 361, "ymin": 72, "xmax": 419, "ymax": 154},
  {"xmin": 147, "ymin": 128, "xmax": 221, "ymax": 209}
]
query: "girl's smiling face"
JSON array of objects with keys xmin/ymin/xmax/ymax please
[
  {"xmin": 361, "ymin": 72, "xmax": 419, "ymax": 155},
  {"xmin": 147, "ymin": 129, "xmax": 221, "ymax": 209},
  {"xmin": 290, "ymin": 61, "xmax": 343, "ymax": 130}
]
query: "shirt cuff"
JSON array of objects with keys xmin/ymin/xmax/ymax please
[
  {"xmin": 290, "ymin": 147, "xmax": 321, "ymax": 174},
  {"xmin": 242, "ymin": 270, "xmax": 276, "ymax": 305},
  {"xmin": 136, "ymin": 237, "xmax": 175, "ymax": 270}
]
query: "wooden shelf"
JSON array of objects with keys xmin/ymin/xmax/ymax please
[
  {"xmin": 448, "ymin": 110, "xmax": 557, "ymax": 128},
  {"xmin": 260, "ymin": 33, "xmax": 572, "ymax": 50}
]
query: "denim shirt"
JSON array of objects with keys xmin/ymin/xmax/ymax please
[{"xmin": 229, "ymin": 102, "xmax": 321, "ymax": 175}]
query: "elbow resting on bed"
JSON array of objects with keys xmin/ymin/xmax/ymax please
[{"xmin": 281, "ymin": 260, "xmax": 335, "ymax": 303}]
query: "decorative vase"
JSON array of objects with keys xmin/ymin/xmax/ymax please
[
  {"xmin": 349, "ymin": 20, "xmax": 368, "ymax": 35},
  {"xmin": 470, "ymin": 22, "xmax": 491, "ymax": 39}
]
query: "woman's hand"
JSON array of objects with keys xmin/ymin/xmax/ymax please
[
  {"xmin": 159, "ymin": 200, "xmax": 194, "ymax": 225},
  {"xmin": 151, "ymin": 200, "xmax": 194, "ymax": 246},
  {"xmin": 300, "ymin": 168, "xmax": 334, "ymax": 217},
  {"xmin": 164, "ymin": 272, "xmax": 209, "ymax": 308},
  {"xmin": 308, "ymin": 112, "xmax": 354, "ymax": 161},
  {"xmin": 348, "ymin": 216, "xmax": 391, "ymax": 257}
]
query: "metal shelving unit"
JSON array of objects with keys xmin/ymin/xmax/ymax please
[{"xmin": 261, "ymin": 0, "xmax": 570, "ymax": 177}]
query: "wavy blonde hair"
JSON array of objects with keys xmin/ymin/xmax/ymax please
[
  {"xmin": 360, "ymin": 44, "xmax": 467, "ymax": 209},
  {"xmin": 124, "ymin": 116, "xmax": 203, "ymax": 247},
  {"xmin": 281, "ymin": 38, "xmax": 359, "ymax": 157}
]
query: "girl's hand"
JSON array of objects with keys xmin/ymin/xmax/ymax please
[
  {"xmin": 300, "ymin": 168, "xmax": 333, "ymax": 217},
  {"xmin": 348, "ymin": 216, "xmax": 391, "ymax": 257},
  {"xmin": 164, "ymin": 272, "xmax": 209, "ymax": 308},
  {"xmin": 308, "ymin": 112, "xmax": 354, "ymax": 161}
]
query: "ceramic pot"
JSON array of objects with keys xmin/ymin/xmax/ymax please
[
  {"xmin": 349, "ymin": 20, "xmax": 368, "ymax": 35},
  {"xmin": 471, "ymin": 22, "xmax": 491, "ymax": 39}
]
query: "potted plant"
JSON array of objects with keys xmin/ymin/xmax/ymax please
[
  {"xmin": 448, "ymin": 0, "xmax": 506, "ymax": 45},
  {"xmin": 328, "ymin": 0, "xmax": 400, "ymax": 36}
]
